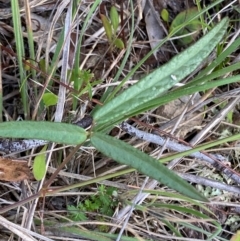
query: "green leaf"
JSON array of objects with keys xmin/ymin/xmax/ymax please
[
  {"xmin": 110, "ymin": 6, "xmax": 119, "ymax": 34},
  {"xmin": 114, "ymin": 38, "xmax": 124, "ymax": 49},
  {"xmin": 58, "ymin": 226, "xmax": 112, "ymax": 241},
  {"xmin": 135, "ymin": 75, "xmax": 240, "ymax": 115},
  {"xmin": 90, "ymin": 132, "xmax": 208, "ymax": 202},
  {"xmin": 11, "ymin": 0, "xmax": 28, "ymax": 117},
  {"xmin": 93, "ymin": 18, "xmax": 229, "ymax": 131},
  {"xmin": 161, "ymin": 9, "xmax": 169, "ymax": 23},
  {"xmin": 42, "ymin": 93, "xmax": 58, "ymax": 107},
  {"xmin": 100, "ymin": 14, "xmax": 112, "ymax": 42},
  {"xmin": 170, "ymin": 7, "xmax": 202, "ymax": 45},
  {"xmin": 0, "ymin": 121, "xmax": 87, "ymax": 145},
  {"xmin": 67, "ymin": 205, "xmax": 87, "ymax": 221},
  {"xmin": 33, "ymin": 145, "xmax": 47, "ymax": 180},
  {"xmin": 231, "ymin": 231, "xmax": 240, "ymax": 241},
  {"xmin": 39, "ymin": 59, "xmax": 47, "ymax": 72}
]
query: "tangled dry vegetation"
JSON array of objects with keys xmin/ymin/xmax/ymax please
[{"xmin": 1, "ymin": 0, "xmax": 240, "ymax": 240}]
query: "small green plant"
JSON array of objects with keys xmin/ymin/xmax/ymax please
[
  {"xmin": 67, "ymin": 203, "xmax": 88, "ymax": 221},
  {"xmin": 33, "ymin": 145, "xmax": 47, "ymax": 180},
  {"xmin": 42, "ymin": 92, "xmax": 58, "ymax": 107},
  {"xmin": 161, "ymin": 8, "xmax": 169, "ymax": 24},
  {"xmin": 69, "ymin": 68, "xmax": 96, "ymax": 109},
  {"xmin": 67, "ymin": 185, "xmax": 118, "ymax": 221},
  {"xmin": 0, "ymin": 18, "xmax": 235, "ymax": 202},
  {"xmin": 100, "ymin": 6, "xmax": 124, "ymax": 50},
  {"xmin": 170, "ymin": 7, "xmax": 202, "ymax": 45}
]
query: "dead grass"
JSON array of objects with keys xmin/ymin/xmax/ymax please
[{"xmin": 0, "ymin": 0, "xmax": 240, "ymax": 240}]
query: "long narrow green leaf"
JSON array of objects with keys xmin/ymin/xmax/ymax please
[
  {"xmin": 90, "ymin": 132, "xmax": 208, "ymax": 201},
  {"xmin": 71, "ymin": 0, "xmax": 101, "ymax": 110},
  {"xmin": 194, "ymin": 36, "xmax": 240, "ymax": 82},
  {"xmin": 53, "ymin": 227, "xmax": 112, "ymax": 241},
  {"xmin": 149, "ymin": 204, "xmax": 211, "ymax": 218},
  {"xmin": 11, "ymin": 0, "xmax": 28, "ymax": 118},
  {"xmin": 105, "ymin": 0, "xmax": 224, "ymax": 103},
  {"xmin": 180, "ymin": 222, "xmax": 222, "ymax": 240},
  {"xmin": 136, "ymin": 36, "xmax": 240, "ymax": 115},
  {"xmin": 0, "ymin": 121, "xmax": 87, "ymax": 145},
  {"xmin": 157, "ymin": 131, "xmax": 240, "ymax": 164},
  {"xmin": 93, "ymin": 18, "xmax": 229, "ymax": 131},
  {"xmin": 33, "ymin": 145, "xmax": 47, "ymax": 180},
  {"xmin": 110, "ymin": 6, "xmax": 119, "ymax": 34},
  {"xmin": 103, "ymin": 24, "xmax": 240, "ymax": 120},
  {"xmin": 100, "ymin": 14, "xmax": 112, "ymax": 42},
  {"xmin": 134, "ymin": 75, "xmax": 240, "ymax": 115},
  {"xmin": 24, "ymin": 2, "xmax": 36, "ymax": 83}
]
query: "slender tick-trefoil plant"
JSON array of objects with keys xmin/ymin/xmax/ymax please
[{"xmin": 0, "ymin": 18, "xmax": 237, "ymax": 206}]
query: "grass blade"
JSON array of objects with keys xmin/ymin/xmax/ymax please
[
  {"xmin": 137, "ymin": 75, "xmax": 240, "ymax": 114},
  {"xmin": 11, "ymin": 0, "xmax": 28, "ymax": 118}
]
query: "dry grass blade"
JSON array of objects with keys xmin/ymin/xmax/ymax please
[
  {"xmin": 0, "ymin": 215, "xmax": 54, "ymax": 241},
  {"xmin": 1, "ymin": 0, "xmax": 240, "ymax": 240},
  {"xmin": 54, "ymin": 1, "xmax": 72, "ymax": 122}
]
